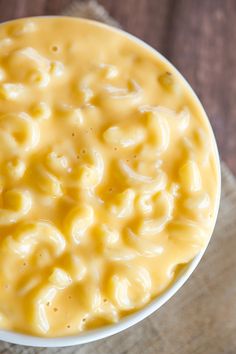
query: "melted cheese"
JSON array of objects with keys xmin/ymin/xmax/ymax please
[{"xmin": 0, "ymin": 17, "xmax": 220, "ymax": 337}]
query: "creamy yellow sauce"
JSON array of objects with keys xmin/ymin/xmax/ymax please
[{"xmin": 0, "ymin": 17, "xmax": 220, "ymax": 337}]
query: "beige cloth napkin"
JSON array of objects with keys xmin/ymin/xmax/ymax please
[{"xmin": 1, "ymin": 1, "xmax": 236, "ymax": 353}]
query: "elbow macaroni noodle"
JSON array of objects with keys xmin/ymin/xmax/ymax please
[
  {"xmin": 74, "ymin": 149, "xmax": 104, "ymax": 190},
  {"xmin": 0, "ymin": 189, "xmax": 32, "ymax": 226},
  {"xmin": 4, "ymin": 157, "xmax": 26, "ymax": 180},
  {"xmin": 0, "ymin": 83, "xmax": 25, "ymax": 100},
  {"xmin": 0, "ymin": 112, "xmax": 40, "ymax": 155},
  {"xmin": 34, "ymin": 162, "xmax": 63, "ymax": 197},
  {"xmin": 103, "ymin": 125, "xmax": 146, "ymax": 148},
  {"xmin": 108, "ymin": 188, "xmax": 135, "ymax": 218},
  {"xmin": 64, "ymin": 205, "xmax": 94, "ymax": 244},
  {"xmin": 0, "ymin": 18, "xmax": 219, "ymax": 337},
  {"xmin": 137, "ymin": 191, "xmax": 174, "ymax": 236},
  {"xmin": 3, "ymin": 221, "xmax": 65, "ymax": 258}
]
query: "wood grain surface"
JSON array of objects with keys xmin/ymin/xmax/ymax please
[{"xmin": 0, "ymin": 0, "xmax": 235, "ymax": 174}]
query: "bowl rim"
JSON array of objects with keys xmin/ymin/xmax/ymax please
[{"xmin": 0, "ymin": 16, "xmax": 221, "ymax": 348}]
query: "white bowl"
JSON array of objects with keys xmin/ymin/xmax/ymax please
[{"xmin": 0, "ymin": 17, "xmax": 221, "ymax": 348}]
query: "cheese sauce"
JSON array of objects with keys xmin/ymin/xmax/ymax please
[{"xmin": 0, "ymin": 17, "xmax": 220, "ymax": 336}]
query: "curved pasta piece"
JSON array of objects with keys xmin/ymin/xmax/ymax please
[
  {"xmin": 33, "ymin": 287, "xmax": 57, "ymax": 334},
  {"xmin": 29, "ymin": 69, "xmax": 50, "ymax": 88},
  {"xmin": 176, "ymin": 108, "xmax": 190, "ymax": 131},
  {"xmin": 17, "ymin": 276, "xmax": 42, "ymax": 296},
  {"xmin": 139, "ymin": 105, "xmax": 190, "ymax": 132},
  {"xmin": 0, "ymin": 83, "xmax": 25, "ymax": 100},
  {"xmin": 4, "ymin": 157, "xmax": 26, "ymax": 180},
  {"xmin": 31, "ymin": 101, "xmax": 51, "ymax": 120},
  {"xmin": 168, "ymin": 219, "xmax": 207, "ymax": 248},
  {"xmin": 158, "ymin": 71, "xmax": 175, "ymax": 90},
  {"xmin": 81, "ymin": 301, "xmax": 119, "ymax": 331},
  {"xmin": 138, "ymin": 191, "xmax": 174, "ymax": 236},
  {"xmin": 183, "ymin": 192, "xmax": 211, "ymax": 223},
  {"xmin": 135, "ymin": 267, "xmax": 152, "ymax": 294},
  {"xmin": 184, "ymin": 128, "xmax": 210, "ymax": 166},
  {"xmin": 87, "ymin": 149, "xmax": 104, "ymax": 177},
  {"xmin": 12, "ymin": 47, "xmax": 64, "ymax": 87},
  {"xmin": 98, "ymin": 63, "xmax": 119, "ymax": 79},
  {"xmin": 15, "ymin": 47, "xmax": 50, "ymax": 71},
  {"xmin": 90, "ymin": 288, "xmax": 103, "ymax": 311},
  {"xmin": 136, "ymin": 193, "xmax": 153, "ymax": 215},
  {"xmin": 61, "ymin": 254, "xmax": 87, "ymax": 282},
  {"xmin": 64, "ymin": 205, "xmax": 94, "ymax": 244},
  {"xmin": 140, "ymin": 217, "xmax": 167, "ymax": 236},
  {"xmin": 35, "ymin": 163, "xmax": 62, "ymax": 197},
  {"xmin": 5, "ymin": 221, "xmax": 66, "ymax": 258},
  {"xmin": 95, "ymin": 224, "xmax": 120, "ymax": 246},
  {"xmin": 103, "ymin": 79, "xmax": 142, "ymax": 100},
  {"xmin": 103, "ymin": 125, "xmax": 146, "ymax": 148},
  {"xmin": 105, "ymin": 248, "xmax": 139, "ymax": 261},
  {"xmin": 0, "ymin": 189, "xmax": 32, "ymax": 226},
  {"xmin": 146, "ymin": 111, "xmax": 170, "ymax": 153},
  {"xmin": 108, "ymin": 266, "xmax": 152, "ymax": 310},
  {"xmin": 10, "ymin": 21, "xmax": 37, "ymax": 36},
  {"xmin": 179, "ymin": 160, "xmax": 202, "ymax": 193},
  {"xmin": 31, "ymin": 279, "xmax": 70, "ymax": 334},
  {"xmin": 0, "ymin": 112, "xmax": 40, "ymax": 153},
  {"xmin": 49, "ymin": 268, "xmax": 72, "ymax": 289},
  {"xmin": 184, "ymin": 192, "xmax": 210, "ymax": 210},
  {"xmin": 109, "ymin": 276, "xmax": 132, "ymax": 309},
  {"xmin": 49, "ymin": 61, "xmax": 64, "ymax": 77},
  {"xmin": 32, "ymin": 267, "xmax": 71, "ymax": 334},
  {"xmin": 119, "ymin": 160, "xmax": 167, "ymax": 194},
  {"xmin": 45, "ymin": 151, "xmax": 68, "ymax": 173},
  {"xmin": 127, "ymin": 229, "xmax": 164, "ymax": 257},
  {"xmin": 109, "ymin": 189, "xmax": 135, "ymax": 218},
  {"xmin": 119, "ymin": 160, "xmax": 163, "ymax": 184},
  {"xmin": 76, "ymin": 149, "xmax": 104, "ymax": 189},
  {"xmin": 77, "ymin": 74, "xmax": 94, "ymax": 104},
  {"xmin": 59, "ymin": 104, "xmax": 84, "ymax": 126}
]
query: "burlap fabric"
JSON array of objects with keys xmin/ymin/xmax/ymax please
[{"xmin": 0, "ymin": 1, "xmax": 235, "ymax": 353}]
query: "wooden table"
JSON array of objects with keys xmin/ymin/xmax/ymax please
[{"xmin": 0, "ymin": 0, "xmax": 235, "ymax": 174}]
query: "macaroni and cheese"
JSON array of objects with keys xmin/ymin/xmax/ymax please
[{"xmin": 0, "ymin": 17, "xmax": 220, "ymax": 337}]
